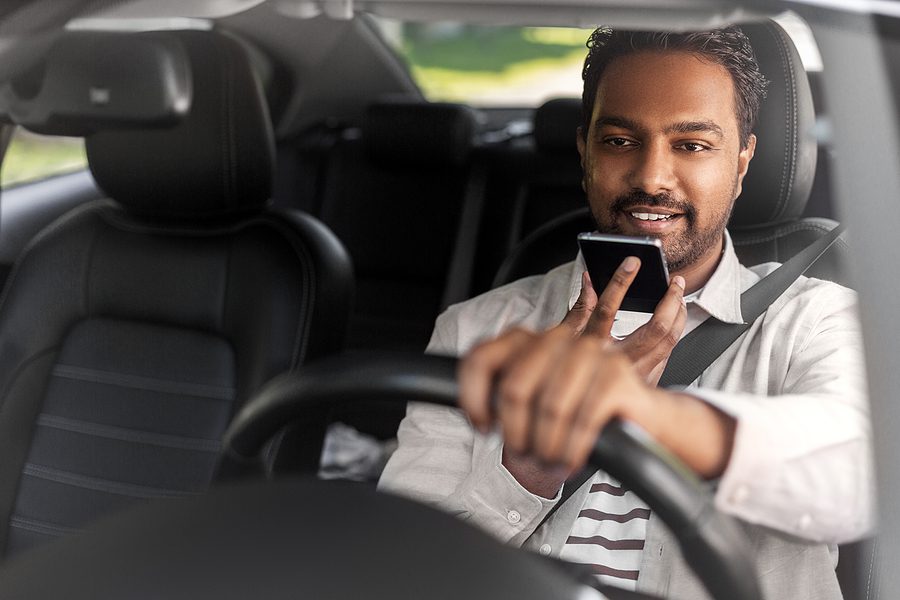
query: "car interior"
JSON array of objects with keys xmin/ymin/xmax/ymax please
[{"xmin": 0, "ymin": 0, "xmax": 891, "ymax": 598}]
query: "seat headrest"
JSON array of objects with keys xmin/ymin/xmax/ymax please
[
  {"xmin": 731, "ymin": 20, "xmax": 817, "ymax": 228},
  {"xmin": 533, "ymin": 98, "xmax": 581, "ymax": 154},
  {"xmin": 82, "ymin": 30, "xmax": 275, "ymax": 218},
  {"xmin": 364, "ymin": 100, "xmax": 476, "ymax": 168}
]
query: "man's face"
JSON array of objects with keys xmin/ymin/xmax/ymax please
[{"xmin": 576, "ymin": 50, "xmax": 756, "ymax": 275}]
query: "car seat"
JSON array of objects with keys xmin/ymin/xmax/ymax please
[{"xmin": 0, "ymin": 29, "xmax": 353, "ymax": 557}]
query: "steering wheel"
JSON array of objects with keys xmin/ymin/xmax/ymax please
[{"xmin": 0, "ymin": 353, "xmax": 762, "ymax": 600}]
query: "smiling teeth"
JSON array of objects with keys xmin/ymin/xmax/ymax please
[{"xmin": 631, "ymin": 212, "xmax": 673, "ymax": 221}]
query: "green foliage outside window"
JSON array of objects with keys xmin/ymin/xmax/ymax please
[
  {"xmin": 1, "ymin": 128, "xmax": 88, "ymax": 189},
  {"xmin": 379, "ymin": 22, "xmax": 593, "ymax": 105}
]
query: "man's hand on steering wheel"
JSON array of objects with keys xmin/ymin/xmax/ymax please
[{"xmin": 458, "ymin": 258, "xmax": 736, "ymax": 497}]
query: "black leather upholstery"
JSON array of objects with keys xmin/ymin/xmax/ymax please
[
  {"xmin": 728, "ymin": 21, "xmax": 845, "ymax": 282},
  {"xmin": 364, "ymin": 98, "xmax": 476, "ymax": 168},
  {"xmin": 86, "ymin": 32, "xmax": 275, "ymax": 218},
  {"xmin": 318, "ymin": 99, "xmax": 477, "ymax": 353},
  {"xmin": 731, "ymin": 21, "xmax": 817, "ymax": 227},
  {"xmin": 533, "ymin": 97, "xmax": 582, "ymax": 155},
  {"xmin": 0, "ymin": 29, "xmax": 352, "ymax": 557}
]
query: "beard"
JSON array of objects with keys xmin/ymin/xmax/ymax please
[{"xmin": 591, "ymin": 189, "xmax": 734, "ymax": 272}]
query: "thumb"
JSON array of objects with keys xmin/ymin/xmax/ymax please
[{"xmin": 559, "ymin": 271, "xmax": 598, "ymax": 335}]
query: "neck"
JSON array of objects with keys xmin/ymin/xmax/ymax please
[{"xmin": 672, "ymin": 237, "xmax": 725, "ymax": 295}]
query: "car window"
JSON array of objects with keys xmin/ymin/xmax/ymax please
[
  {"xmin": 1, "ymin": 127, "xmax": 88, "ymax": 189},
  {"xmin": 373, "ymin": 19, "xmax": 593, "ymax": 106},
  {"xmin": 374, "ymin": 14, "xmax": 821, "ymax": 109}
]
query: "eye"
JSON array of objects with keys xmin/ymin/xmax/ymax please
[
  {"xmin": 677, "ymin": 142, "xmax": 710, "ymax": 153},
  {"xmin": 604, "ymin": 137, "xmax": 638, "ymax": 148}
]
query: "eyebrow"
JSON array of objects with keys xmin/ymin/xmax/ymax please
[
  {"xmin": 594, "ymin": 116, "xmax": 724, "ymax": 140},
  {"xmin": 665, "ymin": 120, "xmax": 724, "ymax": 139},
  {"xmin": 594, "ymin": 116, "xmax": 640, "ymax": 131}
]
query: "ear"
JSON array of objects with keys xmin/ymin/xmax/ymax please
[
  {"xmin": 733, "ymin": 133, "xmax": 756, "ymax": 199},
  {"xmin": 576, "ymin": 127, "xmax": 588, "ymax": 192}
]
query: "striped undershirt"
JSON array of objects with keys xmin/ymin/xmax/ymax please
[{"xmin": 557, "ymin": 471, "xmax": 651, "ymax": 590}]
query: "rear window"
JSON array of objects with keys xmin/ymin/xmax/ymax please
[
  {"xmin": 373, "ymin": 15, "xmax": 823, "ymax": 107},
  {"xmin": 374, "ymin": 19, "xmax": 592, "ymax": 106},
  {"xmin": 1, "ymin": 128, "xmax": 88, "ymax": 189}
]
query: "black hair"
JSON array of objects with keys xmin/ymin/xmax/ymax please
[{"xmin": 581, "ymin": 26, "xmax": 768, "ymax": 148}]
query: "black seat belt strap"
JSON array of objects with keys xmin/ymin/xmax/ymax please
[{"xmin": 659, "ymin": 223, "xmax": 846, "ymax": 387}]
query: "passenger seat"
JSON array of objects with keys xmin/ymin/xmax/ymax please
[{"xmin": 0, "ymin": 29, "xmax": 352, "ymax": 557}]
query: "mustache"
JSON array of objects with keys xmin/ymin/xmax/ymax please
[{"xmin": 610, "ymin": 190, "xmax": 695, "ymax": 221}]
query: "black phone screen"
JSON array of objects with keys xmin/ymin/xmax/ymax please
[{"xmin": 577, "ymin": 234, "xmax": 670, "ymax": 313}]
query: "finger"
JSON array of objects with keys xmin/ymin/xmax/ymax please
[
  {"xmin": 582, "ymin": 256, "xmax": 640, "ymax": 338},
  {"xmin": 565, "ymin": 401, "xmax": 619, "ymax": 472},
  {"xmin": 458, "ymin": 329, "xmax": 534, "ymax": 432},
  {"xmin": 559, "ymin": 271, "xmax": 598, "ymax": 335},
  {"xmin": 631, "ymin": 278, "xmax": 687, "ymax": 368},
  {"xmin": 633, "ymin": 299, "xmax": 687, "ymax": 385},
  {"xmin": 619, "ymin": 275, "xmax": 685, "ymax": 363},
  {"xmin": 562, "ymin": 356, "xmax": 629, "ymax": 470},
  {"xmin": 495, "ymin": 327, "xmax": 574, "ymax": 453},
  {"xmin": 532, "ymin": 336, "xmax": 606, "ymax": 463}
]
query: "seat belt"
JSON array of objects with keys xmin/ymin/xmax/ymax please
[
  {"xmin": 529, "ymin": 223, "xmax": 846, "ymax": 538},
  {"xmin": 659, "ymin": 222, "xmax": 846, "ymax": 387}
]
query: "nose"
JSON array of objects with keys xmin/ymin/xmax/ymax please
[{"xmin": 628, "ymin": 140, "xmax": 676, "ymax": 195}]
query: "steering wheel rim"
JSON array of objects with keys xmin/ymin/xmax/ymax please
[{"xmin": 219, "ymin": 352, "xmax": 763, "ymax": 600}]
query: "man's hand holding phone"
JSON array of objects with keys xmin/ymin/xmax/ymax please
[{"xmin": 560, "ymin": 258, "xmax": 687, "ymax": 385}]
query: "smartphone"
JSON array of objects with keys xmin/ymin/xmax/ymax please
[{"xmin": 577, "ymin": 232, "xmax": 670, "ymax": 313}]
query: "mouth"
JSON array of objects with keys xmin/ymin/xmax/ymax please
[{"xmin": 619, "ymin": 206, "xmax": 684, "ymax": 233}]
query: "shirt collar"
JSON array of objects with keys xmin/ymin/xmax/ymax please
[
  {"xmin": 691, "ymin": 231, "xmax": 744, "ymax": 325},
  {"xmin": 566, "ymin": 230, "xmax": 745, "ymax": 325}
]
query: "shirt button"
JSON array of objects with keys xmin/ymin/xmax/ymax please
[
  {"xmin": 507, "ymin": 510, "xmax": 521, "ymax": 524},
  {"xmin": 798, "ymin": 514, "xmax": 813, "ymax": 530},
  {"xmin": 539, "ymin": 544, "xmax": 552, "ymax": 556},
  {"xmin": 730, "ymin": 485, "xmax": 750, "ymax": 505}
]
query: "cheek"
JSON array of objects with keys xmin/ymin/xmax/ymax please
[
  {"xmin": 680, "ymin": 159, "xmax": 739, "ymax": 208},
  {"xmin": 583, "ymin": 158, "xmax": 622, "ymax": 196}
]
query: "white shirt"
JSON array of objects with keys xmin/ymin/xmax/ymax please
[{"xmin": 379, "ymin": 232, "xmax": 872, "ymax": 599}]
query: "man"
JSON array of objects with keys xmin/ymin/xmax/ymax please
[{"xmin": 379, "ymin": 26, "xmax": 871, "ymax": 599}]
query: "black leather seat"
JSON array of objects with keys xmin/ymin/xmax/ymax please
[
  {"xmin": 494, "ymin": 20, "xmax": 846, "ymax": 287},
  {"xmin": 0, "ymin": 30, "xmax": 352, "ymax": 558},
  {"xmin": 316, "ymin": 98, "xmax": 478, "ymax": 353}
]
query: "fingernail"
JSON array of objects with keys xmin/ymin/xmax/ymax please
[
  {"xmin": 672, "ymin": 275, "xmax": 685, "ymax": 289},
  {"xmin": 622, "ymin": 256, "xmax": 639, "ymax": 272}
]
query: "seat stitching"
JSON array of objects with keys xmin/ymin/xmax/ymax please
[
  {"xmin": 36, "ymin": 414, "xmax": 222, "ymax": 453},
  {"xmin": 52, "ymin": 364, "xmax": 235, "ymax": 401},
  {"xmin": 770, "ymin": 24, "xmax": 796, "ymax": 223},
  {"xmin": 8, "ymin": 515, "xmax": 80, "ymax": 537},
  {"xmin": 22, "ymin": 463, "xmax": 199, "ymax": 499},
  {"xmin": 732, "ymin": 220, "xmax": 841, "ymax": 245},
  {"xmin": 866, "ymin": 537, "xmax": 878, "ymax": 600}
]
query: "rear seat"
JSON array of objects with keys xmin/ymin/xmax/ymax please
[
  {"xmin": 314, "ymin": 99, "xmax": 478, "ymax": 353},
  {"xmin": 274, "ymin": 97, "xmax": 584, "ymax": 354},
  {"xmin": 468, "ymin": 98, "xmax": 584, "ymax": 296}
]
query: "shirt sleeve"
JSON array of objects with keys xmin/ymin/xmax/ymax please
[
  {"xmin": 377, "ymin": 306, "xmax": 560, "ymax": 545},
  {"xmin": 692, "ymin": 291, "xmax": 873, "ymax": 544}
]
